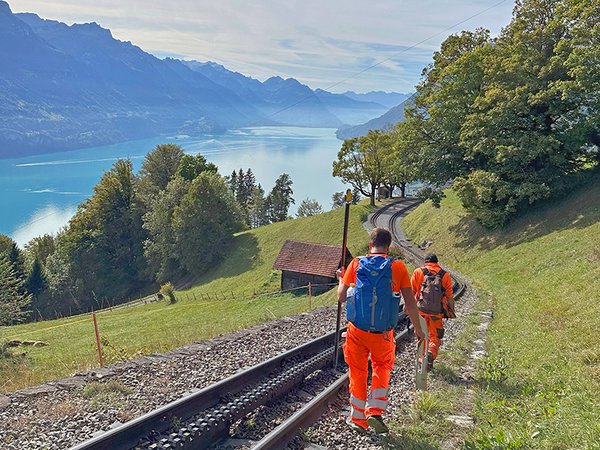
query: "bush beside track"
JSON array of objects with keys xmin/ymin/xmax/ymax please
[{"xmin": 401, "ymin": 176, "xmax": 600, "ymax": 448}]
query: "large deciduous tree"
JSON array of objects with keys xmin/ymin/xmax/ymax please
[
  {"xmin": 137, "ymin": 144, "xmax": 184, "ymax": 205},
  {"xmin": 172, "ymin": 172, "xmax": 244, "ymax": 274},
  {"xmin": 333, "ymin": 130, "xmax": 391, "ymax": 206},
  {"xmin": 64, "ymin": 159, "xmax": 146, "ymax": 307},
  {"xmin": 143, "ymin": 176, "xmax": 190, "ymax": 283}
]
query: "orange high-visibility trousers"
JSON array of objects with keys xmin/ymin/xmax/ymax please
[
  {"xmin": 343, "ymin": 322, "xmax": 395, "ymax": 429},
  {"xmin": 419, "ymin": 312, "xmax": 445, "ymax": 360}
]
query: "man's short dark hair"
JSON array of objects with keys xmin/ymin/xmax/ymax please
[
  {"xmin": 370, "ymin": 228, "xmax": 392, "ymax": 248},
  {"xmin": 424, "ymin": 253, "xmax": 438, "ymax": 263}
]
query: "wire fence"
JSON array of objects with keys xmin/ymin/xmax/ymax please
[{"xmin": 0, "ymin": 281, "xmax": 339, "ymax": 343}]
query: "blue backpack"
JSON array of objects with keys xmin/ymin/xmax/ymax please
[{"xmin": 346, "ymin": 255, "xmax": 400, "ymax": 332}]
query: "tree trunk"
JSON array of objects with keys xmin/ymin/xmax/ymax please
[{"xmin": 400, "ymin": 183, "xmax": 406, "ymax": 198}]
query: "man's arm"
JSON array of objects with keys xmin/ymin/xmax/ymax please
[
  {"xmin": 337, "ymin": 273, "xmax": 349, "ymax": 304},
  {"xmin": 401, "ymin": 287, "xmax": 425, "ymax": 340},
  {"xmin": 443, "ymin": 272, "xmax": 456, "ymax": 318}
]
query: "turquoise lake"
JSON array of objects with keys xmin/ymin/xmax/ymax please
[{"xmin": 0, "ymin": 127, "xmax": 346, "ymax": 246}]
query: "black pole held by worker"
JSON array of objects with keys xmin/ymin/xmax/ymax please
[{"xmin": 334, "ymin": 188, "xmax": 352, "ymax": 370}]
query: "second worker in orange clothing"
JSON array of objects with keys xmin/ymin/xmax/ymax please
[
  {"xmin": 411, "ymin": 253, "xmax": 455, "ymax": 371},
  {"xmin": 337, "ymin": 228, "xmax": 425, "ymax": 434}
]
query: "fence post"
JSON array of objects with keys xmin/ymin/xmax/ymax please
[
  {"xmin": 308, "ymin": 282, "xmax": 312, "ymax": 310},
  {"xmin": 92, "ymin": 312, "xmax": 103, "ymax": 368}
]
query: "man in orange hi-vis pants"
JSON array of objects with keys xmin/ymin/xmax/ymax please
[
  {"xmin": 411, "ymin": 253, "xmax": 455, "ymax": 371},
  {"xmin": 337, "ymin": 228, "xmax": 424, "ymax": 434}
]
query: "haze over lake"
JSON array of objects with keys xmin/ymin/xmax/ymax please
[{"xmin": 1, "ymin": 127, "xmax": 346, "ymax": 246}]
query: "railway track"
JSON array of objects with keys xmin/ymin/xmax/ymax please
[
  {"xmin": 70, "ymin": 199, "xmax": 465, "ymax": 450},
  {"xmin": 370, "ymin": 197, "xmax": 467, "ymax": 298},
  {"xmin": 70, "ymin": 317, "xmax": 412, "ymax": 450}
]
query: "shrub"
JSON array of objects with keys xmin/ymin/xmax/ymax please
[{"xmin": 160, "ymin": 282, "xmax": 177, "ymax": 304}]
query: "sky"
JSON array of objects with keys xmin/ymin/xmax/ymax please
[{"xmin": 8, "ymin": 0, "xmax": 515, "ymax": 93}]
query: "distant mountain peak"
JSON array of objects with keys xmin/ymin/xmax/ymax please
[{"xmin": 71, "ymin": 21, "xmax": 113, "ymax": 38}]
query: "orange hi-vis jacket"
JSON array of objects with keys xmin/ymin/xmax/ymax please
[
  {"xmin": 411, "ymin": 262, "xmax": 453, "ymax": 310},
  {"xmin": 411, "ymin": 262, "xmax": 453, "ymax": 360},
  {"xmin": 342, "ymin": 254, "xmax": 411, "ymax": 429}
]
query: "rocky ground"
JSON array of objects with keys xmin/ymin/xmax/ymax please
[{"xmin": 0, "ymin": 307, "xmax": 340, "ymax": 450}]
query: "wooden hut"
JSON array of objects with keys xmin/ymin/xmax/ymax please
[{"xmin": 273, "ymin": 240, "xmax": 353, "ymax": 293}]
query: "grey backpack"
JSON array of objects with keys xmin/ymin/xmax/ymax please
[{"xmin": 417, "ymin": 267, "xmax": 446, "ymax": 314}]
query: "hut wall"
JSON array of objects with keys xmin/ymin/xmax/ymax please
[{"xmin": 281, "ymin": 271, "xmax": 335, "ymax": 292}]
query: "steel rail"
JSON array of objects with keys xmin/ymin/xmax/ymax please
[
  {"xmin": 252, "ymin": 327, "xmax": 412, "ymax": 449},
  {"xmin": 69, "ymin": 330, "xmax": 338, "ymax": 450}
]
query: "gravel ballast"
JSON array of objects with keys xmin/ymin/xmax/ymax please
[{"xmin": 0, "ymin": 307, "xmax": 340, "ymax": 450}]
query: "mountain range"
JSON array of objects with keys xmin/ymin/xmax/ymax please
[
  {"xmin": 336, "ymin": 95, "xmax": 414, "ymax": 140},
  {"xmin": 0, "ymin": 1, "xmax": 410, "ymax": 157}
]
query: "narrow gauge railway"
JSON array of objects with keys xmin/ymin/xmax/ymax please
[{"xmin": 70, "ymin": 199, "xmax": 465, "ymax": 450}]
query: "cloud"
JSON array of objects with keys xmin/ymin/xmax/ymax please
[
  {"xmin": 8, "ymin": 0, "xmax": 515, "ymax": 92},
  {"xmin": 12, "ymin": 204, "xmax": 77, "ymax": 247}
]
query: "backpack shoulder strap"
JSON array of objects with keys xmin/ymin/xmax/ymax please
[
  {"xmin": 421, "ymin": 267, "xmax": 430, "ymax": 276},
  {"xmin": 437, "ymin": 269, "xmax": 446, "ymax": 278}
]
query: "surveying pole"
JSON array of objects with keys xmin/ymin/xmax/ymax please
[{"xmin": 333, "ymin": 189, "xmax": 352, "ymax": 370}]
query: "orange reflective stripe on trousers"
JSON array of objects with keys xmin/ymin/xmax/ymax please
[{"xmin": 343, "ymin": 322, "xmax": 395, "ymax": 428}]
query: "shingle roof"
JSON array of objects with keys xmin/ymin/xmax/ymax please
[{"xmin": 273, "ymin": 240, "xmax": 351, "ymax": 278}]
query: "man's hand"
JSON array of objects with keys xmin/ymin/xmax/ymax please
[
  {"xmin": 335, "ymin": 268, "xmax": 343, "ymax": 280},
  {"xmin": 401, "ymin": 287, "xmax": 426, "ymax": 340},
  {"xmin": 413, "ymin": 322, "xmax": 425, "ymax": 341}
]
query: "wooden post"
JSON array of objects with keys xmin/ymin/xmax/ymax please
[
  {"xmin": 92, "ymin": 312, "xmax": 103, "ymax": 368},
  {"xmin": 308, "ymin": 282, "xmax": 312, "ymax": 310}
]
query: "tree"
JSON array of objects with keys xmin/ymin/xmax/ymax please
[
  {"xmin": 332, "ymin": 131, "xmax": 392, "ymax": 206},
  {"xmin": 172, "ymin": 172, "xmax": 245, "ymax": 274},
  {"xmin": 0, "ymin": 235, "xmax": 26, "ymax": 284},
  {"xmin": 385, "ymin": 123, "xmax": 420, "ymax": 198},
  {"xmin": 455, "ymin": 0, "xmax": 592, "ymax": 226},
  {"xmin": 143, "ymin": 176, "xmax": 190, "ymax": 282},
  {"xmin": 43, "ymin": 234, "xmax": 78, "ymax": 315},
  {"xmin": 227, "ymin": 170, "xmax": 238, "ymax": 194},
  {"xmin": 248, "ymin": 184, "xmax": 268, "ymax": 228},
  {"xmin": 332, "ymin": 189, "xmax": 362, "ymax": 209},
  {"xmin": 25, "ymin": 258, "xmax": 47, "ymax": 297},
  {"xmin": 0, "ymin": 255, "xmax": 31, "ymax": 325},
  {"xmin": 25, "ymin": 234, "xmax": 55, "ymax": 267},
  {"xmin": 266, "ymin": 174, "xmax": 294, "ymax": 222},
  {"xmin": 176, "ymin": 153, "xmax": 218, "ymax": 181},
  {"xmin": 297, "ymin": 198, "xmax": 324, "ymax": 217},
  {"xmin": 403, "ymin": 29, "xmax": 491, "ymax": 187},
  {"xmin": 137, "ymin": 144, "xmax": 184, "ymax": 205},
  {"xmin": 63, "ymin": 159, "xmax": 147, "ymax": 307}
]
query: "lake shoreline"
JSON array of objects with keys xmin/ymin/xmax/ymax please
[{"xmin": 1, "ymin": 127, "xmax": 346, "ymax": 245}]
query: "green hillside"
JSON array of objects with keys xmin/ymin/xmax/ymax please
[
  {"xmin": 0, "ymin": 203, "xmax": 372, "ymax": 392},
  {"xmin": 401, "ymin": 175, "xmax": 600, "ymax": 448}
]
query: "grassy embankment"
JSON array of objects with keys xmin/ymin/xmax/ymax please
[
  {"xmin": 395, "ymin": 176, "xmax": 600, "ymax": 448},
  {"xmin": 0, "ymin": 203, "xmax": 373, "ymax": 393}
]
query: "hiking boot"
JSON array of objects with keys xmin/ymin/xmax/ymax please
[
  {"xmin": 345, "ymin": 416, "xmax": 367, "ymax": 434},
  {"xmin": 367, "ymin": 415, "xmax": 389, "ymax": 434}
]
